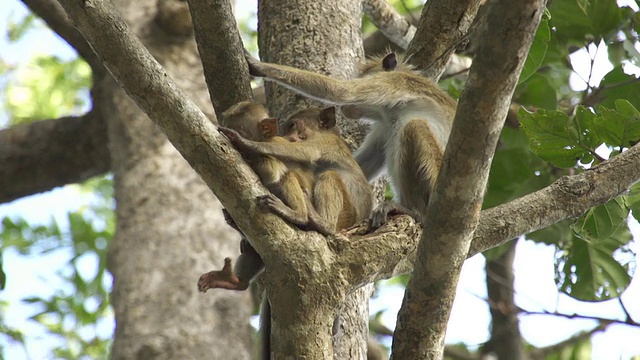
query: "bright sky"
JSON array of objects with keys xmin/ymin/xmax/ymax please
[{"xmin": 1, "ymin": 1, "xmax": 640, "ymax": 359}]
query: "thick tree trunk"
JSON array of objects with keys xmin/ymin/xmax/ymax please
[
  {"xmin": 102, "ymin": 1, "xmax": 253, "ymax": 358},
  {"xmin": 257, "ymin": 0, "xmax": 369, "ymax": 358}
]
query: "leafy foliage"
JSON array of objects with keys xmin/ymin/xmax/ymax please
[
  {"xmin": 3, "ymin": 55, "xmax": 91, "ymax": 124},
  {"xmin": 0, "ymin": 181, "xmax": 115, "ymax": 359}
]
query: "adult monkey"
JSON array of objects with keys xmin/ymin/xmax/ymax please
[{"xmin": 245, "ymin": 52, "xmax": 457, "ymax": 228}]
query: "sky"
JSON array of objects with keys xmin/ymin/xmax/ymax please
[{"xmin": 1, "ymin": 0, "xmax": 640, "ymax": 359}]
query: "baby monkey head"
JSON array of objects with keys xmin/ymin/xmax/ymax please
[{"xmin": 282, "ymin": 106, "xmax": 338, "ymax": 142}]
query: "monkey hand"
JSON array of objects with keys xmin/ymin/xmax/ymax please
[
  {"xmin": 219, "ymin": 126, "xmax": 259, "ymax": 154},
  {"xmin": 222, "ymin": 208, "xmax": 240, "ymax": 232},
  {"xmin": 197, "ymin": 258, "xmax": 245, "ymax": 292},
  {"xmin": 244, "ymin": 49, "xmax": 265, "ymax": 77}
]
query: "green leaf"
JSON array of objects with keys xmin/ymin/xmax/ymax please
[
  {"xmin": 544, "ymin": 333, "xmax": 592, "ymax": 360},
  {"xmin": 594, "ymin": 100, "xmax": 640, "ymax": 149},
  {"xmin": 556, "ymin": 199, "xmax": 634, "ymax": 301},
  {"xmin": 628, "ymin": 182, "xmax": 640, "ymax": 223},
  {"xmin": 485, "ymin": 127, "xmax": 558, "ymax": 208},
  {"xmin": 549, "ymin": 0, "xmax": 623, "ymax": 42},
  {"xmin": 7, "ymin": 14, "xmax": 37, "ymax": 42},
  {"xmin": 528, "ymin": 219, "xmax": 574, "ymax": 246},
  {"xmin": 518, "ymin": 18, "xmax": 550, "ymax": 84},
  {"xmin": 600, "ymin": 66, "xmax": 640, "ymax": 111},
  {"xmin": 482, "ymin": 242, "xmax": 512, "ymax": 261},
  {"xmin": 520, "ymin": 108, "xmax": 601, "ymax": 167},
  {"xmin": 0, "ymin": 253, "xmax": 5, "ymax": 290},
  {"xmin": 518, "ymin": 73, "xmax": 557, "ymax": 110}
]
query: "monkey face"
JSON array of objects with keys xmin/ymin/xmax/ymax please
[{"xmin": 283, "ymin": 120, "xmax": 309, "ymax": 142}]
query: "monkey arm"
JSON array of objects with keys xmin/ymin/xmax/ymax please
[
  {"xmin": 246, "ymin": 55, "xmax": 397, "ymax": 106},
  {"xmin": 220, "ymin": 127, "xmax": 331, "ymax": 165}
]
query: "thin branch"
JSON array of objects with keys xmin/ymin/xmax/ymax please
[
  {"xmin": 529, "ymin": 324, "xmax": 607, "ymax": 360},
  {"xmin": 362, "ymin": 0, "xmax": 416, "ymax": 50},
  {"xmin": 186, "ymin": 0, "xmax": 253, "ymax": 118},
  {"xmin": 0, "ymin": 111, "xmax": 109, "ymax": 203},
  {"xmin": 520, "ymin": 309, "xmax": 640, "ymax": 328},
  {"xmin": 407, "ymin": 0, "xmax": 483, "ymax": 79},
  {"xmin": 619, "ymin": 298, "xmax": 636, "ymax": 323},
  {"xmin": 20, "ymin": 0, "xmax": 102, "ymax": 71}
]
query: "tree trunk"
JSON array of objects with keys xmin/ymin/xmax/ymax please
[
  {"xmin": 482, "ymin": 240, "xmax": 522, "ymax": 360},
  {"xmin": 103, "ymin": 1, "xmax": 253, "ymax": 358},
  {"xmin": 257, "ymin": 0, "xmax": 369, "ymax": 357}
]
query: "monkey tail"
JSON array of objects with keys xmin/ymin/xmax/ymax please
[{"xmin": 260, "ymin": 295, "xmax": 271, "ymax": 360}]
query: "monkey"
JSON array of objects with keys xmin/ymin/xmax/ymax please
[
  {"xmin": 198, "ymin": 101, "xmax": 335, "ymax": 293},
  {"xmin": 244, "ymin": 52, "xmax": 457, "ymax": 229},
  {"xmin": 204, "ymin": 104, "xmax": 373, "ymax": 360},
  {"xmin": 219, "ymin": 105, "xmax": 374, "ymax": 234}
]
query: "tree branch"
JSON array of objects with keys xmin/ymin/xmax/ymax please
[
  {"xmin": 520, "ymin": 309, "xmax": 640, "ymax": 328},
  {"xmin": 54, "ymin": 0, "xmax": 299, "ymax": 260},
  {"xmin": 0, "ymin": 111, "xmax": 109, "ymax": 203},
  {"xmin": 186, "ymin": 0, "xmax": 253, "ymax": 118},
  {"xmin": 529, "ymin": 324, "xmax": 607, "ymax": 360},
  {"xmin": 342, "ymin": 141, "xmax": 640, "ymax": 286},
  {"xmin": 392, "ymin": 1, "xmax": 547, "ymax": 357},
  {"xmin": 20, "ymin": 0, "xmax": 102, "ymax": 71},
  {"xmin": 362, "ymin": 0, "xmax": 416, "ymax": 50},
  {"xmin": 407, "ymin": 0, "xmax": 483, "ymax": 79}
]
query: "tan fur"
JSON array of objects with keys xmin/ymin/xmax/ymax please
[
  {"xmin": 221, "ymin": 106, "xmax": 373, "ymax": 233},
  {"xmin": 247, "ymin": 53, "xmax": 457, "ymax": 225}
]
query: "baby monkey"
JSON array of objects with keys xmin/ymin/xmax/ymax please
[
  {"xmin": 198, "ymin": 101, "xmax": 330, "ymax": 292},
  {"xmin": 219, "ymin": 106, "xmax": 373, "ymax": 234},
  {"xmin": 246, "ymin": 52, "xmax": 457, "ymax": 229}
]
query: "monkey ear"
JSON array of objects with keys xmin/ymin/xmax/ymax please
[
  {"xmin": 259, "ymin": 118, "xmax": 279, "ymax": 138},
  {"xmin": 319, "ymin": 107, "xmax": 337, "ymax": 129},
  {"xmin": 382, "ymin": 53, "xmax": 397, "ymax": 72}
]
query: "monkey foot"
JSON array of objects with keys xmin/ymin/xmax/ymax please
[
  {"xmin": 368, "ymin": 201, "xmax": 415, "ymax": 231},
  {"xmin": 197, "ymin": 258, "xmax": 247, "ymax": 292}
]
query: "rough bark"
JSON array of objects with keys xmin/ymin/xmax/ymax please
[
  {"xmin": 392, "ymin": 1, "xmax": 547, "ymax": 358},
  {"xmin": 0, "ymin": 112, "xmax": 109, "ymax": 204},
  {"xmin": 257, "ymin": 0, "xmax": 369, "ymax": 358},
  {"xmin": 55, "ymin": 0, "xmax": 253, "ymax": 358},
  {"xmin": 186, "ymin": 0, "xmax": 253, "ymax": 117},
  {"xmin": 407, "ymin": 0, "xmax": 483, "ymax": 79},
  {"xmin": 482, "ymin": 241, "xmax": 523, "ymax": 360}
]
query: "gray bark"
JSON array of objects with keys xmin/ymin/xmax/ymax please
[{"xmin": 55, "ymin": 0, "xmax": 254, "ymax": 358}]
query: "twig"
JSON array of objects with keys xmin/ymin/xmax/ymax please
[{"xmin": 362, "ymin": 0, "xmax": 416, "ymax": 50}]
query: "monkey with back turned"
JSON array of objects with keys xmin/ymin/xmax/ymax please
[{"xmin": 244, "ymin": 52, "xmax": 457, "ymax": 228}]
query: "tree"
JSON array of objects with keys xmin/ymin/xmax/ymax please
[{"xmin": 1, "ymin": 0, "xmax": 639, "ymax": 359}]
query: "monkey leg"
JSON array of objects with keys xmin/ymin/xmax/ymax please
[
  {"xmin": 260, "ymin": 171, "xmax": 311, "ymax": 226},
  {"xmin": 312, "ymin": 170, "xmax": 347, "ymax": 233}
]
